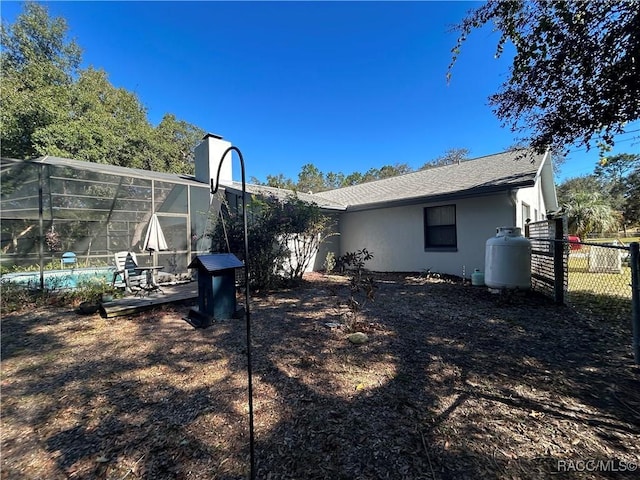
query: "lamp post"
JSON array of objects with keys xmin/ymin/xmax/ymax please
[{"xmin": 210, "ymin": 146, "xmax": 255, "ymax": 479}]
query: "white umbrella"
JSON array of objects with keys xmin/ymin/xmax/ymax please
[{"xmin": 143, "ymin": 214, "xmax": 168, "ymax": 255}]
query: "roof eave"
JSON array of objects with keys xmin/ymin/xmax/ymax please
[{"xmin": 343, "ymin": 181, "xmax": 536, "ymax": 212}]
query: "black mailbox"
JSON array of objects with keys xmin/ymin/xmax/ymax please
[{"xmin": 187, "ymin": 253, "xmax": 244, "ymax": 327}]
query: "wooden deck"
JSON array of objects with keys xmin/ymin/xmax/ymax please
[{"xmin": 100, "ymin": 282, "xmax": 198, "ymax": 318}]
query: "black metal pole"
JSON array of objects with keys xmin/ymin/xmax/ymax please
[
  {"xmin": 553, "ymin": 218, "xmax": 565, "ymax": 305},
  {"xmin": 630, "ymin": 242, "xmax": 639, "ymax": 364},
  {"xmin": 38, "ymin": 165, "xmax": 45, "ymax": 290},
  {"xmin": 210, "ymin": 146, "xmax": 255, "ymax": 479}
]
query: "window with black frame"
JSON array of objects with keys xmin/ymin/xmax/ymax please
[{"xmin": 424, "ymin": 205, "xmax": 457, "ymax": 250}]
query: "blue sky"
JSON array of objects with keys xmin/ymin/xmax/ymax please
[{"xmin": 2, "ymin": 1, "xmax": 638, "ymax": 184}]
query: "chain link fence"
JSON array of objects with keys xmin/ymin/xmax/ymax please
[
  {"xmin": 566, "ymin": 241, "xmax": 632, "ymax": 323},
  {"xmin": 526, "ymin": 219, "xmax": 639, "ymax": 363}
]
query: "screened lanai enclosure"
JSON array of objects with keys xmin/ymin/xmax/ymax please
[{"xmin": 1, "ymin": 156, "xmax": 215, "ymax": 288}]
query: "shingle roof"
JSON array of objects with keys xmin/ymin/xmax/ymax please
[
  {"xmin": 313, "ymin": 149, "xmax": 545, "ymax": 210},
  {"xmin": 224, "ymin": 182, "xmax": 347, "ymax": 210}
]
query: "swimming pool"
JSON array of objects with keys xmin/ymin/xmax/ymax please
[{"xmin": 1, "ymin": 267, "xmax": 116, "ymax": 290}]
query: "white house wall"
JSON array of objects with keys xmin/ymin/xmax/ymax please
[
  {"xmin": 287, "ymin": 211, "xmax": 341, "ymax": 273},
  {"xmin": 313, "ymin": 212, "xmax": 341, "ymax": 270},
  {"xmin": 337, "ymin": 194, "xmax": 515, "ymax": 277},
  {"xmin": 515, "ymin": 180, "xmax": 548, "ymax": 227}
]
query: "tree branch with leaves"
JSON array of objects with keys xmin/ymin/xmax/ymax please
[{"xmin": 449, "ymin": 0, "xmax": 640, "ymax": 155}]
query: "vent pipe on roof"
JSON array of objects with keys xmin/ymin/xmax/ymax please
[{"xmin": 195, "ymin": 133, "xmax": 233, "ymax": 186}]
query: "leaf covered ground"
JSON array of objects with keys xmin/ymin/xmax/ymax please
[{"xmin": 1, "ymin": 272, "xmax": 638, "ymax": 479}]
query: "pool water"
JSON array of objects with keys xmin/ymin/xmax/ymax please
[{"xmin": 1, "ymin": 267, "xmax": 116, "ymax": 290}]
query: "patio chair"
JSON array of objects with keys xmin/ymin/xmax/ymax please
[
  {"xmin": 61, "ymin": 251, "xmax": 77, "ymax": 269},
  {"xmin": 111, "ymin": 251, "xmax": 147, "ymax": 294}
]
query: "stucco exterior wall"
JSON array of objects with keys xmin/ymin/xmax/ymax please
[
  {"xmin": 312, "ymin": 212, "xmax": 341, "ymax": 271},
  {"xmin": 280, "ymin": 212, "xmax": 341, "ymax": 274},
  {"xmin": 515, "ymin": 180, "xmax": 548, "ymax": 227},
  {"xmin": 337, "ymin": 193, "xmax": 516, "ymax": 277}
]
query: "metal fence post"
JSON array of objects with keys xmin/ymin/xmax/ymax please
[
  {"xmin": 553, "ymin": 218, "xmax": 565, "ymax": 305},
  {"xmin": 38, "ymin": 165, "xmax": 45, "ymax": 290},
  {"xmin": 630, "ymin": 242, "xmax": 639, "ymax": 364}
]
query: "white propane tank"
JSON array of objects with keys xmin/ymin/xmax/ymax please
[{"xmin": 485, "ymin": 226, "xmax": 531, "ymax": 290}]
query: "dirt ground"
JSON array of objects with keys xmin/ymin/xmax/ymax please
[{"xmin": 1, "ymin": 272, "xmax": 639, "ymax": 479}]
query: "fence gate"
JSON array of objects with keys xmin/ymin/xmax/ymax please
[{"xmin": 525, "ymin": 218, "xmax": 568, "ymax": 304}]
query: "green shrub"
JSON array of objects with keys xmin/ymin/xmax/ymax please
[
  {"xmin": 323, "ymin": 251, "xmax": 336, "ymax": 273},
  {"xmin": 207, "ymin": 193, "xmax": 335, "ymax": 290},
  {"xmin": 339, "ymin": 249, "xmax": 376, "ymax": 332},
  {"xmin": 0, "ymin": 281, "xmax": 45, "ymax": 312},
  {"xmin": 0, "ymin": 277, "xmax": 119, "ymax": 313}
]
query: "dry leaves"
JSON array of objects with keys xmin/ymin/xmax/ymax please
[{"xmin": 1, "ymin": 272, "xmax": 639, "ymax": 479}]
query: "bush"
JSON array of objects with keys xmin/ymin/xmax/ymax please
[
  {"xmin": 0, "ymin": 277, "xmax": 119, "ymax": 313},
  {"xmin": 338, "ymin": 249, "xmax": 376, "ymax": 332},
  {"xmin": 323, "ymin": 251, "xmax": 336, "ymax": 273},
  {"xmin": 207, "ymin": 193, "xmax": 335, "ymax": 290},
  {"xmin": 0, "ymin": 281, "xmax": 42, "ymax": 312}
]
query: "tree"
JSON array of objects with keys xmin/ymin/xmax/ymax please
[
  {"xmin": 450, "ymin": 1, "xmax": 640, "ymax": 154},
  {"xmin": 420, "ymin": 148, "xmax": 470, "ymax": 170},
  {"xmin": 1, "ymin": 1, "xmax": 81, "ymax": 158},
  {"xmin": 324, "ymin": 171, "xmax": 346, "ymax": 190},
  {"xmin": 350, "ymin": 164, "xmax": 413, "ymax": 184},
  {"xmin": 623, "ymin": 169, "xmax": 640, "ymax": 228},
  {"xmin": 297, "ymin": 163, "xmax": 326, "ymax": 193},
  {"xmin": 31, "ymin": 67, "xmax": 155, "ymax": 168},
  {"xmin": 263, "ymin": 173, "xmax": 296, "ymax": 190},
  {"xmin": 563, "ymin": 190, "xmax": 620, "ymax": 237},
  {"xmin": 0, "ymin": 2, "xmax": 81, "ymax": 79},
  {"xmin": 556, "ymin": 175, "xmax": 605, "ymax": 208},
  {"xmin": 374, "ymin": 163, "xmax": 413, "ymax": 179},
  {"xmin": 594, "ymin": 153, "xmax": 640, "ymax": 187},
  {"xmin": 1, "ymin": 2, "xmax": 205, "ymax": 175},
  {"xmin": 593, "ymin": 153, "xmax": 640, "ymax": 231},
  {"xmin": 252, "ymin": 161, "xmax": 415, "ymax": 192},
  {"xmin": 342, "ymin": 171, "xmax": 364, "ymax": 187},
  {"xmin": 153, "ymin": 114, "xmax": 205, "ymax": 175}
]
